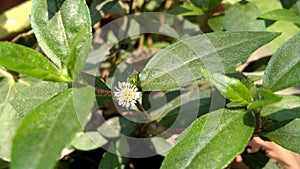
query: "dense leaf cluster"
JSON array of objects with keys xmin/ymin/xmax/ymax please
[{"xmin": 0, "ymin": 0, "xmax": 299, "ymax": 169}]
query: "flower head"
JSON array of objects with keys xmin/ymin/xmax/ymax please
[{"xmin": 114, "ymin": 82, "xmax": 140, "ymax": 110}]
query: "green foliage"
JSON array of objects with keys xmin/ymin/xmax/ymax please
[
  {"xmin": 98, "ymin": 152, "xmax": 129, "ymax": 169},
  {"xmin": 224, "ymin": 2, "xmax": 265, "ymax": 31},
  {"xmin": 31, "ymin": 0, "xmax": 92, "ymax": 79},
  {"xmin": 202, "ymin": 71, "xmax": 252, "ymax": 105},
  {"xmin": 0, "ymin": 1, "xmax": 31, "ymax": 39},
  {"xmin": 1, "ymin": 0, "xmax": 300, "ymax": 168},
  {"xmin": 263, "ymin": 32, "xmax": 300, "ymax": 91},
  {"xmin": 0, "ymin": 78, "xmax": 24, "ymax": 161},
  {"xmin": 160, "ymin": 109, "xmax": 254, "ymax": 169},
  {"xmin": 71, "ymin": 132, "xmax": 108, "ymax": 151},
  {"xmin": 11, "ymin": 87, "xmax": 94, "ymax": 169},
  {"xmin": 167, "ymin": 3, "xmax": 204, "ymax": 17},
  {"xmin": 262, "ymin": 119, "xmax": 300, "ymax": 153},
  {"xmin": 261, "ymin": 95, "xmax": 300, "ymax": 121},
  {"xmin": 266, "ymin": 20, "xmax": 300, "ymax": 51},
  {"xmin": 0, "ymin": 42, "xmax": 68, "ymax": 82},
  {"xmin": 140, "ymin": 32, "xmax": 279, "ymax": 91},
  {"xmin": 259, "ymin": 9, "xmax": 300, "ymax": 24},
  {"xmin": 81, "ymin": 72, "xmax": 111, "ymax": 91},
  {"xmin": 208, "ymin": 15, "xmax": 224, "ymax": 31},
  {"xmin": 10, "ymin": 81, "xmax": 68, "ymax": 117},
  {"xmin": 97, "ymin": 117, "xmax": 135, "ymax": 138},
  {"xmin": 190, "ymin": 0, "xmax": 222, "ymax": 12},
  {"xmin": 248, "ymin": 89, "xmax": 282, "ymax": 110},
  {"xmin": 156, "ymin": 89, "xmax": 211, "ymax": 127},
  {"xmin": 90, "ymin": 0, "xmax": 126, "ymax": 25},
  {"xmin": 251, "ymin": 0, "xmax": 282, "ymax": 13}
]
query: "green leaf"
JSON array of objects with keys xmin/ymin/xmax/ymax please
[
  {"xmin": 167, "ymin": 3, "xmax": 204, "ymax": 17},
  {"xmin": 261, "ymin": 119, "xmax": 300, "ymax": 153},
  {"xmin": 97, "ymin": 117, "xmax": 135, "ymax": 138},
  {"xmin": 0, "ymin": 1, "xmax": 31, "ymax": 39},
  {"xmin": 259, "ymin": 9, "xmax": 300, "ymax": 24},
  {"xmin": 0, "ymin": 77, "xmax": 24, "ymax": 161},
  {"xmin": 263, "ymin": 160, "xmax": 281, "ymax": 169},
  {"xmin": 203, "ymin": 71, "xmax": 252, "ymax": 105},
  {"xmin": 252, "ymin": 0, "xmax": 282, "ymax": 14},
  {"xmin": 267, "ymin": 21, "xmax": 300, "ymax": 51},
  {"xmin": 71, "ymin": 132, "xmax": 107, "ymax": 151},
  {"xmin": 263, "ymin": 32, "xmax": 300, "ymax": 91},
  {"xmin": 149, "ymin": 137, "xmax": 173, "ymax": 156},
  {"xmin": 31, "ymin": 0, "xmax": 92, "ymax": 78},
  {"xmin": 90, "ymin": 0, "xmax": 119, "ymax": 25},
  {"xmin": 81, "ymin": 72, "xmax": 111, "ymax": 91},
  {"xmin": 90, "ymin": 0, "xmax": 125, "ymax": 26},
  {"xmin": 190, "ymin": 0, "xmax": 221, "ymax": 12},
  {"xmin": 10, "ymin": 81, "xmax": 68, "ymax": 117},
  {"xmin": 80, "ymin": 73, "xmax": 112, "ymax": 105},
  {"xmin": 261, "ymin": 95, "xmax": 300, "ymax": 121},
  {"xmin": 11, "ymin": 87, "xmax": 94, "ymax": 169},
  {"xmin": 0, "ymin": 76, "xmax": 15, "ymax": 113},
  {"xmin": 0, "ymin": 42, "xmax": 68, "ymax": 82},
  {"xmin": 0, "ymin": 73, "xmax": 30, "ymax": 159},
  {"xmin": 98, "ymin": 152, "xmax": 129, "ymax": 169},
  {"xmin": 224, "ymin": 2, "xmax": 265, "ymax": 31},
  {"xmin": 208, "ymin": 15, "xmax": 224, "ymax": 31},
  {"xmin": 0, "ymin": 104, "xmax": 20, "ymax": 162},
  {"xmin": 156, "ymin": 89, "xmax": 211, "ymax": 127},
  {"xmin": 160, "ymin": 109, "xmax": 255, "ymax": 169},
  {"xmin": 140, "ymin": 32, "xmax": 279, "ymax": 91},
  {"xmin": 247, "ymin": 89, "xmax": 282, "ymax": 110},
  {"xmin": 145, "ymin": 0, "xmax": 164, "ymax": 11}
]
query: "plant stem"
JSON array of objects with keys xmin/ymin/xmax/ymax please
[
  {"xmin": 135, "ymin": 100, "xmax": 149, "ymax": 121},
  {"xmin": 254, "ymin": 109, "xmax": 261, "ymax": 134},
  {"xmin": 94, "ymin": 88, "xmax": 112, "ymax": 97},
  {"xmin": 135, "ymin": 100, "xmax": 145, "ymax": 112},
  {"xmin": 128, "ymin": 0, "xmax": 134, "ymax": 14}
]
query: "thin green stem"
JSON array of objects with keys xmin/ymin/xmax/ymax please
[{"xmin": 135, "ymin": 100, "xmax": 150, "ymax": 121}]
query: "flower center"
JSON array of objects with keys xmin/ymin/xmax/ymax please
[{"xmin": 123, "ymin": 89, "xmax": 136, "ymax": 102}]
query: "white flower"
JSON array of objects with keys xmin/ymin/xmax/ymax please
[{"xmin": 114, "ymin": 82, "xmax": 140, "ymax": 110}]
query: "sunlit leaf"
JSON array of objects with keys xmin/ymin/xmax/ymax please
[
  {"xmin": 160, "ymin": 109, "xmax": 254, "ymax": 169},
  {"xmin": 261, "ymin": 95, "xmax": 300, "ymax": 121},
  {"xmin": 140, "ymin": 32, "xmax": 279, "ymax": 91},
  {"xmin": 0, "ymin": 42, "xmax": 68, "ymax": 82},
  {"xmin": 261, "ymin": 119, "xmax": 300, "ymax": 153},
  {"xmin": 266, "ymin": 20, "xmax": 300, "ymax": 51},
  {"xmin": 224, "ymin": 2, "xmax": 265, "ymax": 31},
  {"xmin": 248, "ymin": 89, "xmax": 281, "ymax": 110},
  {"xmin": 208, "ymin": 15, "xmax": 224, "ymax": 31},
  {"xmin": 10, "ymin": 81, "xmax": 68, "ymax": 117},
  {"xmin": 0, "ymin": 78, "xmax": 25, "ymax": 161},
  {"xmin": 31, "ymin": 0, "xmax": 92, "ymax": 78},
  {"xmin": 203, "ymin": 71, "xmax": 252, "ymax": 105},
  {"xmin": 72, "ymin": 131, "xmax": 107, "ymax": 151},
  {"xmin": 167, "ymin": 3, "xmax": 204, "ymax": 17},
  {"xmin": 263, "ymin": 32, "xmax": 300, "ymax": 91},
  {"xmin": 11, "ymin": 87, "xmax": 94, "ymax": 169},
  {"xmin": 259, "ymin": 9, "xmax": 300, "ymax": 24}
]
